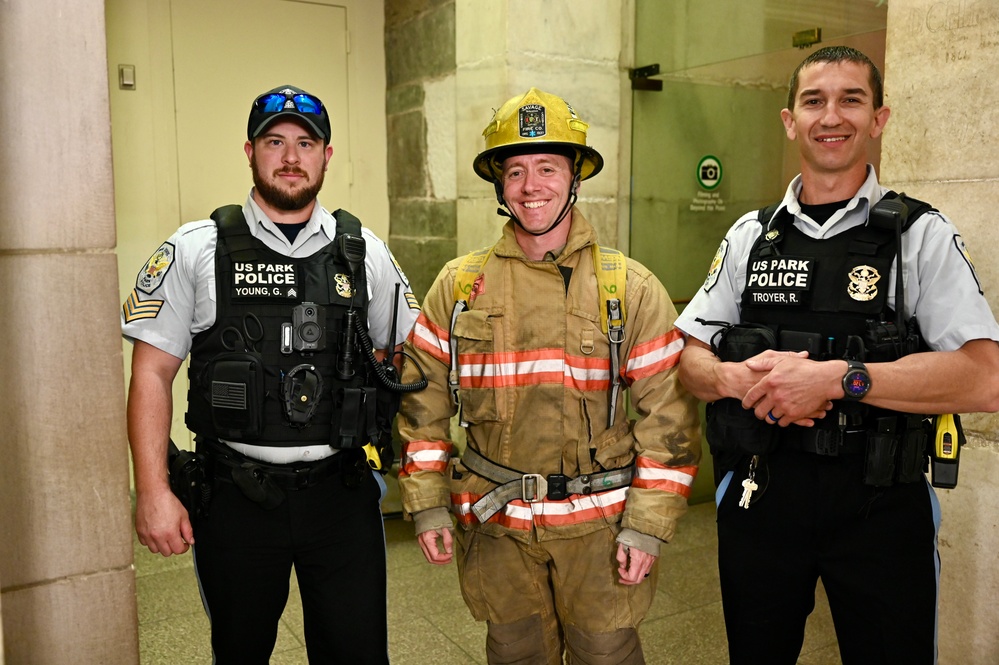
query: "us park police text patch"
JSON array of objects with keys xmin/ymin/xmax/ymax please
[
  {"xmin": 232, "ymin": 261, "xmax": 299, "ymax": 300},
  {"xmin": 744, "ymin": 256, "xmax": 813, "ymax": 305}
]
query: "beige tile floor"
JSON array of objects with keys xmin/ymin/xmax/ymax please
[{"xmin": 134, "ymin": 501, "xmax": 841, "ymax": 664}]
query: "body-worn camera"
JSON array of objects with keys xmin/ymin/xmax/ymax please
[{"xmin": 291, "ymin": 302, "xmax": 326, "ymax": 352}]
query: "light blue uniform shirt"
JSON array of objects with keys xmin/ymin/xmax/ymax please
[{"xmin": 676, "ymin": 166, "xmax": 999, "ymax": 352}]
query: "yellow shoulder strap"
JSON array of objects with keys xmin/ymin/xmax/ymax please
[
  {"xmin": 452, "ymin": 244, "xmax": 624, "ymax": 328},
  {"xmin": 592, "ymin": 244, "xmax": 627, "ymax": 333},
  {"xmin": 453, "ymin": 246, "xmax": 493, "ymax": 303}
]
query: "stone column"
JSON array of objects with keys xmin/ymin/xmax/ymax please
[
  {"xmin": 385, "ymin": 0, "xmax": 458, "ymax": 300},
  {"xmin": 0, "ymin": 1, "xmax": 138, "ymax": 663},
  {"xmin": 883, "ymin": 1, "xmax": 999, "ymax": 662}
]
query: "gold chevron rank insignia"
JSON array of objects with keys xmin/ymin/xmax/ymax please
[
  {"xmin": 404, "ymin": 291, "xmax": 420, "ymax": 310},
  {"xmin": 123, "ymin": 289, "xmax": 164, "ymax": 322}
]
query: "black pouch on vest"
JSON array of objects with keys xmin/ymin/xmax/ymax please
[
  {"xmin": 331, "ymin": 386, "xmax": 374, "ymax": 449},
  {"xmin": 705, "ymin": 323, "xmax": 779, "ymax": 457},
  {"xmin": 208, "ymin": 352, "xmax": 265, "ymax": 439}
]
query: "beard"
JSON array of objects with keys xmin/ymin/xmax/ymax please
[{"xmin": 250, "ymin": 154, "xmax": 326, "ymax": 212}]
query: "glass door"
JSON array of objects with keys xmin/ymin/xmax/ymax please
[{"xmin": 629, "ymin": 0, "xmax": 887, "ymax": 503}]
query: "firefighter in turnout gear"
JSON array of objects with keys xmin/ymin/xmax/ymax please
[
  {"xmin": 122, "ymin": 84, "xmax": 419, "ymax": 664},
  {"xmin": 397, "ymin": 87, "xmax": 701, "ymax": 664},
  {"xmin": 676, "ymin": 47, "xmax": 999, "ymax": 664}
]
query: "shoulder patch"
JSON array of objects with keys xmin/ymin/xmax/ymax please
[
  {"xmin": 390, "ymin": 254, "xmax": 412, "ymax": 288},
  {"xmin": 703, "ymin": 238, "xmax": 728, "ymax": 292},
  {"xmin": 953, "ymin": 234, "xmax": 983, "ymax": 294},
  {"xmin": 136, "ymin": 242, "xmax": 176, "ymax": 294},
  {"xmin": 404, "ymin": 291, "xmax": 420, "ymax": 310}
]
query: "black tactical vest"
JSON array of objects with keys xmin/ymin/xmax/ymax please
[
  {"xmin": 740, "ymin": 208, "xmax": 896, "ymax": 358},
  {"xmin": 185, "ymin": 205, "xmax": 377, "ymax": 448},
  {"xmin": 704, "ymin": 194, "xmax": 935, "ymax": 477}
]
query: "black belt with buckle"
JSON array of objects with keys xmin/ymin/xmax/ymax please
[
  {"xmin": 206, "ymin": 441, "xmax": 356, "ymax": 490},
  {"xmin": 782, "ymin": 428, "xmax": 867, "ymax": 456}
]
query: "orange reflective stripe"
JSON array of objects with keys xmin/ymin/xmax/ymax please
[
  {"xmin": 455, "ymin": 348, "xmax": 617, "ymax": 392},
  {"xmin": 625, "ymin": 328, "xmax": 684, "ymax": 383},
  {"xmin": 410, "ymin": 312, "xmax": 450, "ymax": 364},
  {"xmin": 450, "ymin": 487, "xmax": 630, "ymax": 530},
  {"xmin": 631, "ymin": 455, "xmax": 698, "ymax": 498},
  {"xmin": 399, "ymin": 440, "xmax": 450, "ymax": 477}
]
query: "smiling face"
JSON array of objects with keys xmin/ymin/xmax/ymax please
[
  {"xmin": 500, "ymin": 152, "xmax": 576, "ymax": 237},
  {"xmin": 244, "ymin": 119, "xmax": 332, "ymax": 213},
  {"xmin": 781, "ymin": 60, "xmax": 890, "ymax": 195}
]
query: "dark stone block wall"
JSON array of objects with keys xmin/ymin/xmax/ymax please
[{"xmin": 385, "ymin": 0, "xmax": 456, "ymax": 302}]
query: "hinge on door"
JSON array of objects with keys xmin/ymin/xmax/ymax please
[{"xmin": 630, "ymin": 64, "xmax": 662, "ymax": 92}]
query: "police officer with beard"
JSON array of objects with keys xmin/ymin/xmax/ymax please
[{"xmin": 122, "ymin": 85, "xmax": 418, "ymax": 664}]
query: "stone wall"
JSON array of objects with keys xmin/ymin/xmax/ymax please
[
  {"xmin": 0, "ymin": 0, "xmax": 138, "ymax": 662},
  {"xmin": 882, "ymin": 1, "xmax": 999, "ymax": 662},
  {"xmin": 385, "ymin": 0, "xmax": 632, "ymax": 301},
  {"xmin": 385, "ymin": 0, "xmax": 458, "ymax": 300}
]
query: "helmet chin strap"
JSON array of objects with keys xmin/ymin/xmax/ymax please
[{"xmin": 494, "ymin": 175, "xmax": 581, "ymax": 237}]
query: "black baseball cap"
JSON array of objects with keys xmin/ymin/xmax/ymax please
[{"xmin": 247, "ymin": 85, "xmax": 331, "ymax": 143}]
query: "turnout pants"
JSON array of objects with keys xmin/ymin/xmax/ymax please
[
  {"xmin": 716, "ymin": 449, "xmax": 939, "ymax": 665},
  {"xmin": 455, "ymin": 526, "xmax": 653, "ymax": 665},
  {"xmin": 192, "ymin": 461, "xmax": 389, "ymax": 665}
]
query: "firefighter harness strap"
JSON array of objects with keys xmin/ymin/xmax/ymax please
[{"xmin": 461, "ymin": 446, "xmax": 634, "ymax": 523}]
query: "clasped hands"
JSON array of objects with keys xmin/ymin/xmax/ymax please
[{"xmin": 735, "ymin": 349, "xmax": 836, "ymax": 427}]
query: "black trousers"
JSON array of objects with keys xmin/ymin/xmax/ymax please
[
  {"xmin": 192, "ymin": 464, "xmax": 389, "ymax": 664},
  {"xmin": 716, "ymin": 449, "xmax": 939, "ymax": 665}
]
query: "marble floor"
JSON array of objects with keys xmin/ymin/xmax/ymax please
[{"xmin": 134, "ymin": 501, "xmax": 841, "ymax": 664}]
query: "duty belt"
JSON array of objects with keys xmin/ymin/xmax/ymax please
[
  {"xmin": 460, "ymin": 446, "xmax": 634, "ymax": 523},
  {"xmin": 206, "ymin": 440, "xmax": 357, "ymax": 489},
  {"xmin": 781, "ymin": 428, "xmax": 867, "ymax": 456}
]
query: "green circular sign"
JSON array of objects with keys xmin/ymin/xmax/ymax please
[{"xmin": 697, "ymin": 155, "xmax": 722, "ymax": 190}]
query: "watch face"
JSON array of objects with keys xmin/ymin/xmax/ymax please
[{"xmin": 845, "ymin": 371, "xmax": 870, "ymax": 398}]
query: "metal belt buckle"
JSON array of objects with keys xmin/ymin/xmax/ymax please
[
  {"xmin": 292, "ymin": 466, "xmax": 312, "ymax": 489},
  {"xmin": 546, "ymin": 474, "xmax": 569, "ymax": 501},
  {"xmin": 521, "ymin": 473, "xmax": 548, "ymax": 502}
]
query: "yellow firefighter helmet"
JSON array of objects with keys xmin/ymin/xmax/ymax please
[{"xmin": 472, "ymin": 87, "xmax": 604, "ymax": 183}]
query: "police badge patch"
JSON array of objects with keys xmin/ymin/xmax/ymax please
[
  {"xmin": 137, "ymin": 242, "xmax": 175, "ymax": 294},
  {"xmin": 954, "ymin": 234, "xmax": 983, "ymax": 294},
  {"xmin": 519, "ymin": 104, "xmax": 546, "ymax": 138},
  {"xmin": 702, "ymin": 239, "xmax": 728, "ymax": 292},
  {"xmin": 335, "ymin": 273, "xmax": 354, "ymax": 298},
  {"xmin": 847, "ymin": 265, "xmax": 881, "ymax": 302}
]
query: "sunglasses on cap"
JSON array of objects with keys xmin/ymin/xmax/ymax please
[{"xmin": 253, "ymin": 91, "xmax": 324, "ymax": 115}]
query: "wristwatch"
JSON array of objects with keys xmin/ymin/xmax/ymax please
[{"xmin": 841, "ymin": 360, "xmax": 871, "ymax": 400}]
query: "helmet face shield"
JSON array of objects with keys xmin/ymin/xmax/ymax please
[{"xmin": 473, "ymin": 87, "xmax": 603, "ymax": 183}]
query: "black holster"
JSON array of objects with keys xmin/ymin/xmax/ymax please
[{"xmin": 167, "ymin": 440, "xmax": 212, "ymax": 518}]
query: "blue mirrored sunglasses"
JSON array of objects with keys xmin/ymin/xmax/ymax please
[{"xmin": 254, "ymin": 92, "xmax": 323, "ymax": 115}]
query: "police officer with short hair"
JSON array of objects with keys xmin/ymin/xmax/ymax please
[
  {"xmin": 122, "ymin": 85, "xmax": 418, "ymax": 664},
  {"xmin": 676, "ymin": 47, "xmax": 999, "ymax": 664}
]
